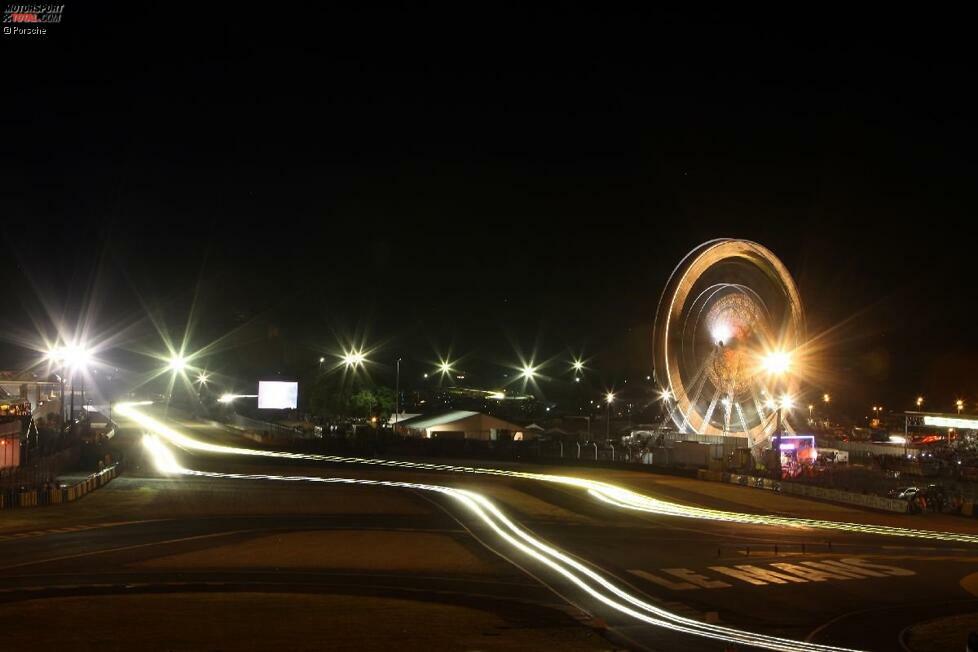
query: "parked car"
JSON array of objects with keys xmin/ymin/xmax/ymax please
[{"xmin": 887, "ymin": 486, "xmax": 920, "ymax": 500}]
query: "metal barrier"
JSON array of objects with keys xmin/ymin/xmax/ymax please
[
  {"xmin": 0, "ymin": 463, "xmax": 119, "ymax": 510},
  {"xmin": 697, "ymin": 469, "xmax": 910, "ymax": 513}
]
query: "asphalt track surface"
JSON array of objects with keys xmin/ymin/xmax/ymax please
[{"xmin": 3, "ymin": 405, "xmax": 977, "ymax": 651}]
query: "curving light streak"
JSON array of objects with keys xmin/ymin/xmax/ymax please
[
  {"xmin": 140, "ymin": 433, "xmax": 858, "ymax": 652},
  {"xmin": 114, "ymin": 402, "xmax": 978, "ymax": 547}
]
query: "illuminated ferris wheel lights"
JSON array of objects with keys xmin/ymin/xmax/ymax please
[
  {"xmin": 711, "ymin": 322, "xmax": 732, "ymax": 345},
  {"xmin": 765, "ymin": 394, "xmax": 794, "ymax": 410},
  {"xmin": 654, "ymin": 239, "xmax": 805, "ymax": 439}
]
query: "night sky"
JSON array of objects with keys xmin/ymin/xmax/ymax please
[{"xmin": 2, "ymin": 8, "xmax": 976, "ymax": 416}]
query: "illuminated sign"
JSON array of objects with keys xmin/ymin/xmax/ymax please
[
  {"xmin": 923, "ymin": 415, "xmax": 978, "ymax": 430},
  {"xmin": 257, "ymin": 381, "xmax": 298, "ymax": 409}
]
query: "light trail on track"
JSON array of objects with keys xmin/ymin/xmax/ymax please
[
  {"xmin": 141, "ymin": 433, "xmax": 860, "ymax": 652},
  {"xmin": 116, "ymin": 402, "xmax": 978, "ymax": 546}
]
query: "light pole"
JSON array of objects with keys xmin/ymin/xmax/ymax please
[
  {"xmin": 394, "ymin": 357, "xmax": 402, "ymax": 432},
  {"xmin": 50, "ymin": 344, "xmax": 89, "ymax": 425},
  {"xmin": 565, "ymin": 415, "xmax": 591, "ymax": 440},
  {"xmin": 605, "ymin": 392, "xmax": 615, "ymax": 440},
  {"xmin": 916, "ymin": 396, "xmax": 923, "ymax": 409},
  {"xmin": 956, "ymin": 399, "xmax": 964, "ymax": 414},
  {"xmin": 762, "ymin": 350, "xmax": 792, "ymax": 479},
  {"xmin": 57, "ymin": 373, "xmax": 65, "ymax": 427}
]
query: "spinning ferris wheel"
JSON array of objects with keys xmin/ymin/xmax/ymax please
[{"xmin": 652, "ymin": 239, "xmax": 806, "ymax": 449}]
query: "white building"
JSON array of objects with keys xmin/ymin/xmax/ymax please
[{"xmin": 395, "ymin": 410, "xmax": 529, "ymax": 441}]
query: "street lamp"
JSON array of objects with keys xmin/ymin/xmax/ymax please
[
  {"xmin": 957, "ymin": 399, "xmax": 964, "ymax": 414},
  {"xmin": 761, "ymin": 350, "xmax": 793, "ymax": 479},
  {"xmin": 916, "ymin": 396, "xmax": 923, "ymax": 409},
  {"xmin": 48, "ymin": 343, "xmax": 91, "ymax": 424},
  {"xmin": 605, "ymin": 391, "xmax": 615, "ymax": 439},
  {"xmin": 822, "ymin": 393, "xmax": 830, "ymax": 404},
  {"xmin": 168, "ymin": 354, "xmax": 187, "ymax": 372},
  {"xmin": 343, "ymin": 349, "xmax": 366, "ymax": 369},
  {"xmin": 761, "ymin": 351, "xmax": 791, "ymax": 375},
  {"xmin": 394, "ymin": 357, "xmax": 402, "ymax": 432},
  {"xmin": 438, "ymin": 359, "xmax": 453, "ymax": 377}
]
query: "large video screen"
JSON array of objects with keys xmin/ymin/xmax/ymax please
[{"xmin": 257, "ymin": 381, "xmax": 298, "ymax": 409}]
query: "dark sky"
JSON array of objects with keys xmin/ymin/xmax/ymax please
[{"xmin": 2, "ymin": 8, "xmax": 976, "ymax": 415}]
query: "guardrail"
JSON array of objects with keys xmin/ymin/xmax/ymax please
[
  {"xmin": 0, "ymin": 463, "xmax": 120, "ymax": 510},
  {"xmin": 697, "ymin": 469, "xmax": 910, "ymax": 513}
]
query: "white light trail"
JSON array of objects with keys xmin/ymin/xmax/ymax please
[
  {"xmin": 217, "ymin": 394, "xmax": 258, "ymax": 404},
  {"xmin": 114, "ymin": 402, "xmax": 978, "ymax": 546},
  {"xmin": 140, "ymin": 433, "xmax": 859, "ymax": 652}
]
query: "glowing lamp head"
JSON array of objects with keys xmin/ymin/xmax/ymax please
[
  {"xmin": 762, "ymin": 350, "xmax": 791, "ymax": 375},
  {"xmin": 572, "ymin": 359, "xmax": 584, "ymax": 372},
  {"xmin": 46, "ymin": 346, "xmax": 64, "ymax": 364},
  {"xmin": 605, "ymin": 392, "xmax": 615, "ymax": 404},
  {"xmin": 659, "ymin": 389, "xmax": 673, "ymax": 401},
  {"xmin": 780, "ymin": 394, "xmax": 794, "ymax": 410},
  {"xmin": 343, "ymin": 350, "xmax": 365, "ymax": 368},
  {"xmin": 520, "ymin": 365, "xmax": 537, "ymax": 380},
  {"xmin": 52, "ymin": 344, "xmax": 92, "ymax": 370},
  {"xmin": 218, "ymin": 393, "xmax": 235, "ymax": 404},
  {"xmin": 196, "ymin": 373, "xmax": 209, "ymax": 384},
  {"xmin": 168, "ymin": 355, "xmax": 187, "ymax": 372},
  {"xmin": 438, "ymin": 361, "xmax": 452, "ymax": 375}
]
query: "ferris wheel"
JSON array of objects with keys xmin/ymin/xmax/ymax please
[{"xmin": 652, "ymin": 239, "xmax": 805, "ymax": 447}]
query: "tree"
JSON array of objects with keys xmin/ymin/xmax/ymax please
[{"xmin": 307, "ymin": 375, "xmax": 395, "ymax": 422}]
